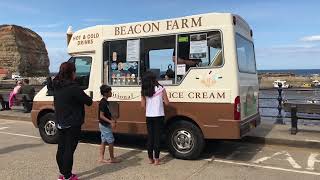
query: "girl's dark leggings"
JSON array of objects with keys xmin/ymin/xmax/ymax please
[
  {"xmin": 56, "ymin": 126, "xmax": 81, "ymax": 179},
  {"xmin": 146, "ymin": 116, "xmax": 164, "ymax": 159}
]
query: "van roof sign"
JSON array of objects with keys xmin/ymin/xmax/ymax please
[{"xmin": 114, "ymin": 16, "xmax": 203, "ymax": 36}]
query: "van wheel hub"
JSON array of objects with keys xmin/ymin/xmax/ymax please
[
  {"xmin": 172, "ymin": 130, "xmax": 194, "ymax": 154},
  {"xmin": 44, "ymin": 120, "xmax": 57, "ymax": 136}
]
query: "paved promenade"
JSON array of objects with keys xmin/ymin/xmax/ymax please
[{"xmin": 1, "ymin": 107, "xmax": 319, "ymax": 149}]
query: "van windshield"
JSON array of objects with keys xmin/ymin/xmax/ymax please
[{"xmin": 68, "ymin": 56, "xmax": 92, "ymax": 89}]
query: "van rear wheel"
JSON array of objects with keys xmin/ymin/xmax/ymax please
[
  {"xmin": 39, "ymin": 112, "xmax": 59, "ymax": 144},
  {"xmin": 167, "ymin": 121, "xmax": 205, "ymax": 160}
]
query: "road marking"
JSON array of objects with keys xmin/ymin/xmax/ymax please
[
  {"xmin": 306, "ymin": 139, "xmax": 320, "ymax": 143},
  {"xmin": 214, "ymin": 159, "xmax": 320, "ymax": 176},
  {"xmin": 0, "ymin": 127, "xmax": 9, "ymax": 130},
  {"xmin": 82, "ymin": 143, "xmax": 170, "ymax": 155},
  {"xmin": 0, "ymin": 130, "xmax": 319, "ymax": 175},
  {"xmin": 307, "ymin": 153, "xmax": 320, "ymax": 171},
  {"xmin": 0, "ymin": 119, "xmax": 31, "ymax": 124},
  {"xmin": 0, "ymin": 131, "xmax": 40, "ymax": 139},
  {"xmin": 0, "ymin": 122, "xmax": 15, "ymax": 125},
  {"xmin": 0, "ymin": 132, "xmax": 171, "ymax": 156},
  {"xmin": 253, "ymin": 151, "xmax": 302, "ymax": 169}
]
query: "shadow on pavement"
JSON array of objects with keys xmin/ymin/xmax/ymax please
[
  {"xmin": 80, "ymin": 132, "xmax": 265, "ymax": 163},
  {"xmin": 80, "ymin": 132, "xmax": 148, "ymax": 151},
  {"xmin": 0, "ymin": 143, "xmax": 44, "ymax": 155},
  {"xmin": 200, "ymin": 139, "xmax": 265, "ymax": 162},
  {"xmin": 78, "ymin": 149, "xmax": 143, "ymax": 179}
]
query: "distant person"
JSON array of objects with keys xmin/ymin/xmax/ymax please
[
  {"xmin": 19, "ymin": 79, "xmax": 35, "ymax": 113},
  {"xmin": 0, "ymin": 94, "xmax": 9, "ymax": 110},
  {"xmin": 141, "ymin": 71, "xmax": 169, "ymax": 165},
  {"xmin": 8, "ymin": 80, "xmax": 22, "ymax": 108},
  {"xmin": 53, "ymin": 62, "xmax": 93, "ymax": 180},
  {"xmin": 98, "ymin": 85, "xmax": 120, "ymax": 164}
]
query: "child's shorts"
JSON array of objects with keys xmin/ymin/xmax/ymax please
[{"xmin": 99, "ymin": 123, "xmax": 115, "ymax": 144}]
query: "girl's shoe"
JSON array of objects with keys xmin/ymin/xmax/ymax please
[
  {"xmin": 68, "ymin": 174, "xmax": 79, "ymax": 180},
  {"xmin": 58, "ymin": 175, "xmax": 65, "ymax": 180},
  {"xmin": 62, "ymin": 174, "xmax": 79, "ymax": 180}
]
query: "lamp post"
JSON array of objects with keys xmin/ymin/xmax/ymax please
[{"xmin": 275, "ymin": 83, "xmax": 285, "ymax": 124}]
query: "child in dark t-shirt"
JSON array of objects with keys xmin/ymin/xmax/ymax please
[{"xmin": 98, "ymin": 85, "xmax": 120, "ymax": 163}]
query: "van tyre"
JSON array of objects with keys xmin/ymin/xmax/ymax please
[
  {"xmin": 39, "ymin": 112, "xmax": 59, "ymax": 144},
  {"xmin": 167, "ymin": 121, "xmax": 205, "ymax": 160}
]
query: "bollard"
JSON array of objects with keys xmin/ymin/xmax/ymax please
[
  {"xmin": 290, "ymin": 106, "xmax": 298, "ymax": 134},
  {"xmin": 275, "ymin": 83, "xmax": 285, "ymax": 124}
]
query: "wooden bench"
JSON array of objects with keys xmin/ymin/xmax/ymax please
[{"xmin": 283, "ymin": 100, "xmax": 320, "ymax": 134}]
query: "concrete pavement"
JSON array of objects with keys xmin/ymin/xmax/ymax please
[
  {"xmin": 0, "ymin": 118, "xmax": 319, "ymax": 179},
  {"xmin": 1, "ymin": 107, "xmax": 319, "ymax": 150}
]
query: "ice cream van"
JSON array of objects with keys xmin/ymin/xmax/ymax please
[{"xmin": 31, "ymin": 12, "xmax": 260, "ymax": 159}]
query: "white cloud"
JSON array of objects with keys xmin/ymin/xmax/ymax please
[
  {"xmin": 37, "ymin": 32, "xmax": 65, "ymax": 38},
  {"xmin": 255, "ymin": 44, "xmax": 320, "ymax": 59},
  {"xmin": 47, "ymin": 48, "xmax": 70, "ymax": 72},
  {"xmin": 22, "ymin": 23, "xmax": 63, "ymax": 30},
  {"xmin": 37, "ymin": 23, "xmax": 63, "ymax": 28},
  {"xmin": 255, "ymin": 42, "xmax": 320, "ymax": 69},
  {"xmin": 83, "ymin": 18, "xmax": 107, "ymax": 23},
  {"xmin": 300, "ymin": 35, "xmax": 320, "ymax": 42},
  {"xmin": 0, "ymin": 2, "xmax": 39, "ymax": 14}
]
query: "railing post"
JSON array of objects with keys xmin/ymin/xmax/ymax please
[
  {"xmin": 275, "ymin": 83, "xmax": 285, "ymax": 124},
  {"xmin": 290, "ymin": 106, "xmax": 298, "ymax": 134}
]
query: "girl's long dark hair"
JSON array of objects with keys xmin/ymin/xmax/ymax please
[
  {"xmin": 52, "ymin": 62, "xmax": 76, "ymax": 89},
  {"xmin": 54, "ymin": 62, "xmax": 76, "ymax": 82},
  {"xmin": 141, "ymin": 71, "xmax": 161, "ymax": 97}
]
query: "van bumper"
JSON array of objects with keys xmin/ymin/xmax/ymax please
[
  {"xmin": 202, "ymin": 113, "xmax": 261, "ymax": 139},
  {"xmin": 239, "ymin": 113, "xmax": 261, "ymax": 137}
]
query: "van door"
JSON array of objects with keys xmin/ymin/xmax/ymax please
[{"xmin": 71, "ymin": 56, "xmax": 98, "ymax": 130}]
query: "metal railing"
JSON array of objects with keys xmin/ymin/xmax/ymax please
[{"xmin": 259, "ymin": 84, "xmax": 320, "ymax": 124}]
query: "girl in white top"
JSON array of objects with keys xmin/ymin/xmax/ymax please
[{"xmin": 141, "ymin": 71, "xmax": 169, "ymax": 165}]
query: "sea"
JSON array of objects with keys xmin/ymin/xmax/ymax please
[{"xmin": 258, "ymin": 69, "xmax": 320, "ymax": 76}]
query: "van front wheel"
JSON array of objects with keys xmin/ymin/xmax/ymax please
[
  {"xmin": 39, "ymin": 112, "xmax": 59, "ymax": 144},
  {"xmin": 167, "ymin": 121, "xmax": 205, "ymax": 160}
]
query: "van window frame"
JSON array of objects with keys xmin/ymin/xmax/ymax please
[
  {"xmin": 174, "ymin": 30, "xmax": 225, "ymax": 84},
  {"xmin": 68, "ymin": 55, "xmax": 93, "ymax": 90},
  {"xmin": 102, "ymin": 29, "xmax": 224, "ymax": 86},
  {"xmin": 103, "ymin": 39, "xmax": 142, "ymax": 87},
  {"xmin": 235, "ymin": 33, "xmax": 257, "ymax": 74}
]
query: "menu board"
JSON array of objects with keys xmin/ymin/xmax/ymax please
[
  {"xmin": 189, "ymin": 33, "xmax": 207, "ymax": 59},
  {"xmin": 127, "ymin": 39, "xmax": 140, "ymax": 62}
]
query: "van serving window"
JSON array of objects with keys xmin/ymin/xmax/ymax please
[
  {"xmin": 175, "ymin": 31, "xmax": 223, "ymax": 83},
  {"xmin": 104, "ymin": 40, "xmax": 140, "ymax": 86},
  {"xmin": 140, "ymin": 35, "xmax": 176, "ymax": 85},
  {"xmin": 103, "ymin": 31, "xmax": 223, "ymax": 85}
]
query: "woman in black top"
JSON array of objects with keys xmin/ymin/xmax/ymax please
[{"xmin": 53, "ymin": 62, "xmax": 92, "ymax": 180}]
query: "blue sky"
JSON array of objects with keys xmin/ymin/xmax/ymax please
[{"xmin": 1, "ymin": 0, "xmax": 320, "ymax": 72}]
